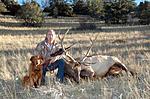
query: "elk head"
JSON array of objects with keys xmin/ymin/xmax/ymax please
[
  {"xmin": 58, "ymin": 29, "xmax": 82, "ymax": 83},
  {"xmin": 58, "ymin": 30, "xmax": 98, "ymax": 83}
]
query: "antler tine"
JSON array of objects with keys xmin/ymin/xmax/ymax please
[
  {"xmin": 58, "ymin": 29, "xmax": 70, "ymax": 53},
  {"xmin": 65, "ymin": 42, "xmax": 77, "ymax": 51},
  {"xmin": 86, "ymin": 53, "xmax": 101, "ymax": 57},
  {"xmin": 62, "ymin": 29, "xmax": 69, "ymax": 40},
  {"xmin": 66, "ymin": 53, "xmax": 77, "ymax": 63},
  {"xmin": 60, "ymin": 29, "xmax": 79, "ymax": 63},
  {"xmin": 80, "ymin": 39, "xmax": 93, "ymax": 62},
  {"xmin": 81, "ymin": 33, "xmax": 99, "ymax": 62}
]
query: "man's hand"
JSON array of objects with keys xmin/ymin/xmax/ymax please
[{"xmin": 49, "ymin": 58, "xmax": 56, "ymax": 64}]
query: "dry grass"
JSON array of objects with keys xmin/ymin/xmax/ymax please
[
  {"xmin": 0, "ymin": 17, "xmax": 23, "ymax": 23},
  {"xmin": 0, "ymin": 28, "xmax": 150, "ymax": 99}
]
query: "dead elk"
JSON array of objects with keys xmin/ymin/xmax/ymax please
[{"xmin": 57, "ymin": 30, "xmax": 135, "ymax": 83}]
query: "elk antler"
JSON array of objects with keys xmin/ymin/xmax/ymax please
[
  {"xmin": 58, "ymin": 29, "xmax": 78, "ymax": 63},
  {"xmin": 66, "ymin": 53, "xmax": 78, "ymax": 63},
  {"xmin": 80, "ymin": 33, "xmax": 99, "ymax": 62},
  {"xmin": 58, "ymin": 29, "xmax": 70, "ymax": 54}
]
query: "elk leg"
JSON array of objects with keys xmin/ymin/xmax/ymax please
[
  {"xmin": 113, "ymin": 62, "xmax": 136, "ymax": 76},
  {"xmin": 104, "ymin": 65, "xmax": 123, "ymax": 77}
]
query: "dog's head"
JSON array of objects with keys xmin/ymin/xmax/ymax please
[
  {"xmin": 30, "ymin": 55, "xmax": 44, "ymax": 66},
  {"xmin": 30, "ymin": 55, "xmax": 44, "ymax": 71}
]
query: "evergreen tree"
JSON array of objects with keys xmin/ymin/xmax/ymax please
[
  {"xmin": 1, "ymin": 0, "xmax": 20, "ymax": 15},
  {"xmin": 138, "ymin": 1, "xmax": 150, "ymax": 24},
  {"xmin": 17, "ymin": 1, "xmax": 44, "ymax": 26},
  {"xmin": 87, "ymin": 0, "xmax": 104, "ymax": 17},
  {"xmin": 104, "ymin": 0, "xmax": 136, "ymax": 24},
  {"xmin": 73, "ymin": 0, "xmax": 89, "ymax": 15}
]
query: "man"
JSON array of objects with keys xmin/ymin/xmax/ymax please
[{"xmin": 34, "ymin": 30, "xmax": 65, "ymax": 84}]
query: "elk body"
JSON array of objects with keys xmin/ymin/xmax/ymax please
[
  {"xmin": 62, "ymin": 54, "xmax": 134, "ymax": 83},
  {"xmin": 80, "ymin": 55, "xmax": 135, "ymax": 78},
  {"xmin": 57, "ymin": 29, "xmax": 135, "ymax": 83}
]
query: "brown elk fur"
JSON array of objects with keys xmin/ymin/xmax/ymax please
[
  {"xmin": 64, "ymin": 60, "xmax": 81, "ymax": 83},
  {"xmin": 66, "ymin": 56, "xmax": 136, "ymax": 82},
  {"xmin": 80, "ymin": 59, "xmax": 135, "ymax": 79},
  {"xmin": 103, "ymin": 62, "xmax": 127, "ymax": 77}
]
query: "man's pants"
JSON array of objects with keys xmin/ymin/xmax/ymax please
[{"xmin": 41, "ymin": 59, "xmax": 65, "ymax": 84}]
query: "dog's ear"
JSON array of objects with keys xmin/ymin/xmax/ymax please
[
  {"xmin": 38, "ymin": 55, "xmax": 45, "ymax": 65},
  {"xmin": 30, "ymin": 56, "xmax": 35, "ymax": 62}
]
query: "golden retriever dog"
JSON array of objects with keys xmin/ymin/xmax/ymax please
[{"xmin": 22, "ymin": 55, "xmax": 44, "ymax": 88}]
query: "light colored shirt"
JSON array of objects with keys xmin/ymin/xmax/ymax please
[{"xmin": 34, "ymin": 40, "xmax": 63, "ymax": 63}]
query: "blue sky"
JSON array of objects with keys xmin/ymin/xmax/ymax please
[{"xmin": 135, "ymin": 0, "xmax": 142, "ymax": 5}]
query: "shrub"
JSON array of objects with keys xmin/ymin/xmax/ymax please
[
  {"xmin": 56, "ymin": 2, "xmax": 73, "ymax": 17},
  {"xmin": 139, "ymin": 9, "xmax": 150, "ymax": 24},
  {"xmin": 17, "ymin": 1, "xmax": 44, "ymax": 27},
  {"xmin": 138, "ymin": 1, "xmax": 150, "ymax": 25},
  {"xmin": 1, "ymin": 0, "xmax": 20, "ymax": 15},
  {"xmin": 73, "ymin": 0, "xmax": 89, "ymax": 15},
  {"xmin": 46, "ymin": 2, "xmax": 74, "ymax": 17},
  {"xmin": 87, "ymin": 0, "xmax": 104, "ymax": 17},
  {"xmin": 0, "ymin": 2, "xmax": 7, "ymax": 13}
]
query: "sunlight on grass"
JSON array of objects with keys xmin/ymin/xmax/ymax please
[{"xmin": 0, "ymin": 29, "xmax": 149, "ymax": 98}]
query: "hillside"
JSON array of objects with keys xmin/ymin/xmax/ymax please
[{"xmin": 0, "ymin": 14, "xmax": 150, "ymax": 34}]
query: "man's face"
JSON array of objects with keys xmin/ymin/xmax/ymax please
[{"xmin": 46, "ymin": 30, "xmax": 55, "ymax": 43}]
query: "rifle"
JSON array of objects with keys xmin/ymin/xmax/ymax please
[{"xmin": 44, "ymin": 43, "xmax": 76, "ymax": 66}]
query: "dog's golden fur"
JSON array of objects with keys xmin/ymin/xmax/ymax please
[{"xmin": 22, "ymin": 55, "xmax": 44, "ymax": 88}]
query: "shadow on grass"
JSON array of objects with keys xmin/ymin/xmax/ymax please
[{"xmin": 0, "ymin": 25, "xmax": 150, "ymax": 36}]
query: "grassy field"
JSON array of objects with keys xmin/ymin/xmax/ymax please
[{"xmin": 0, "ymin": 16, "xmax": 150, "ymax": 99}]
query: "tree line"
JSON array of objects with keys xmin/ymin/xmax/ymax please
[{"xmin": 0, "ymin": 0, "xmax": 149, "ymax": 26}]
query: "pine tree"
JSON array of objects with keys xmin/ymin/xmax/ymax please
[
  {"xmin": 104, "ymin": 0, "xmax": 136, "ymax": 24},
  {"xmin": 1, "ymin": 0, "xmax": 20, "ymax": 15},
  {"xmin": 138, "ymin": 1, "xmax": 150, "ymax": 24},
  {"xmin": 87, "ymin": 0, "xmax": 104, "ymax": 17},
  {"xmin": 17, "ymin": 1, "xmax": 44, "ymax": 27}
]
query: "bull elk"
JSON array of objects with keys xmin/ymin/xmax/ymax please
[{"xmin": 58, "ymin": 30, "xmax": 135, "ymax": 83}]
